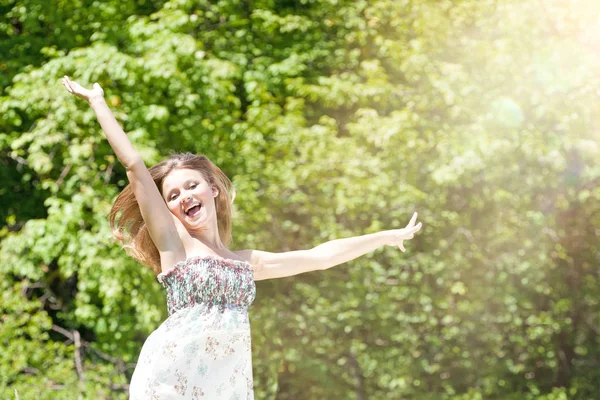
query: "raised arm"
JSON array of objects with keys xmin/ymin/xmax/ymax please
[
  {"xmin": 237, "ymin": 212, "xmax": 423, "ymax": 281},
  {"xmin": 62, "ymin": 77, "xmax": 185, "ymax": 271}
]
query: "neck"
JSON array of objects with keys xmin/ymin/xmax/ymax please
[{"xmin": 188, "ymin": 220, "xmax": 226, "ymax": 251}]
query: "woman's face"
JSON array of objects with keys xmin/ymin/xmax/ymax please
[{"xmin": 162, "ymin": 168, "xmax": 218, "ymax": 227}]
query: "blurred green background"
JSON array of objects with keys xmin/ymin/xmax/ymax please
[{"xmin": 1, "ymin": 0, "xmax": 599, "ymax": 398}]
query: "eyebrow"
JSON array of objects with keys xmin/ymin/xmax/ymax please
[{"xmin": 165, "ymin": 179, "xmax": 196, "ymax": 198}]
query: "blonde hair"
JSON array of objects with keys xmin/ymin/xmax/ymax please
[{"xmin": 109, "ymin": 153, "xmax": 236, "ymax": 274}]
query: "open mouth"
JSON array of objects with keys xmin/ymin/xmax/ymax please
[{"xmin": 185, "ymin": 203, "xmax": 202, "ymax": 217}]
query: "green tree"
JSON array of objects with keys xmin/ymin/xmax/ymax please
[{"xmin": 1, "ymin": 0, "xmax": 598, "ymax": 398}]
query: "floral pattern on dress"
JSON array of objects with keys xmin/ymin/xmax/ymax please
[
  {"xmin": 129, "ymin": 255, "xmax": 256, "ymax": 399},
  {"xmin": 192, "ymin": 386, "xmax": 205, "ymax": 399}
]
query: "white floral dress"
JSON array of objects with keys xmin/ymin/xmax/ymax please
[{"xmin": 129, "ymin": 255, "xmax": 256, "ymax": 399}]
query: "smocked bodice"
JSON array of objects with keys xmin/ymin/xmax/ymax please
[{"xmin": 157, "ymin": 255, "xmax": 256, "ymax": 316}]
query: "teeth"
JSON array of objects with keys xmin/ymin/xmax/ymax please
[{"xmin": 185, "ymin": 203, "xmax": 201, "ymax": 213}]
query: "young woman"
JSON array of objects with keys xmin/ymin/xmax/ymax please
[{"xmin": 62, "ymin": 76, "xmax": 422, "ymax": 399}]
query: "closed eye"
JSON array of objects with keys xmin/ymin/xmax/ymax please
[{"xmin": 169, "ymin": 183, "xmax": 197, "ymax": 201}]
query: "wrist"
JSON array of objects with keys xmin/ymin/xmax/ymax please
[
  {"xmin": 88, "ymin": 96, "xmax": 106, "ymax": 107},
  {"xmin": 379, "ymin": 230, "xmax": 394, "ymax": 246}
]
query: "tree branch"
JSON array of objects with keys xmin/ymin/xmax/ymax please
[
  {"xmin": 73, "ymin": 330, "xmax": 85, "ymax": 382},
  {"xmin": 56, "ymin": 163, "xmax": 72, "ymax": 185}
]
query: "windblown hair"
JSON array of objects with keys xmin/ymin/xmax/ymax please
[{"xmin": 109, "ymin": 153, "xmax": 236, "ymax": 274}]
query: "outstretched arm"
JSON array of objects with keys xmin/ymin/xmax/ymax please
[
  {"xmin": 62, "ymin": 77, "xmax": 186, "ymax": 271},
  {"xmin": 62, "ymin": 77, "xmax": 139, "ymax": 168},
  {"xmin": 238, "ymin": 212, "xmax": 422, "ymax": 281}
]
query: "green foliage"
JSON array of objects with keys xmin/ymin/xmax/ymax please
[{"xmin": 1, "ymin": 0, "xmax": 599, "ymax": 399}]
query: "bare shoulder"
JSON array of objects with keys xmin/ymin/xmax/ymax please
[
  {"xmin": 232, "ymin": 249, "xmax": 274, "ymax": 266},
  {"xmin": 233, "ymin": 249, "xmax": 255, "ymax": 263}
]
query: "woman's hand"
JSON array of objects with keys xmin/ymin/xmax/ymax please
[
  {"xmin": 387, "ymin": 212, "xmax": 422, "ymax": 252},
  {"xmin": 62, "ymin": 76, "xmax": 104, "ymax": 103}
]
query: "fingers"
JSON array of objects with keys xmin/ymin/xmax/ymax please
[
  {"xmin": 397, "ymin": 224, "xmax": 421, "ymax": 254},
  {"xmin": 411, "ymin": 222, "xmax": 422, "ymax": 232},
  {"xmin": 409, "ymin": 212, "xmax": 418, "ymax": 226},
  {"xmin": 62, "ymin": 76, "xmax": 76, "ymax": 93},
  {"xmin": 397, "ymin": 214, "xmax": 421, "ymax": 254},
  {"xmin": 404, "ymin": 222, "xmax": 422, "ymax": 235}
]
